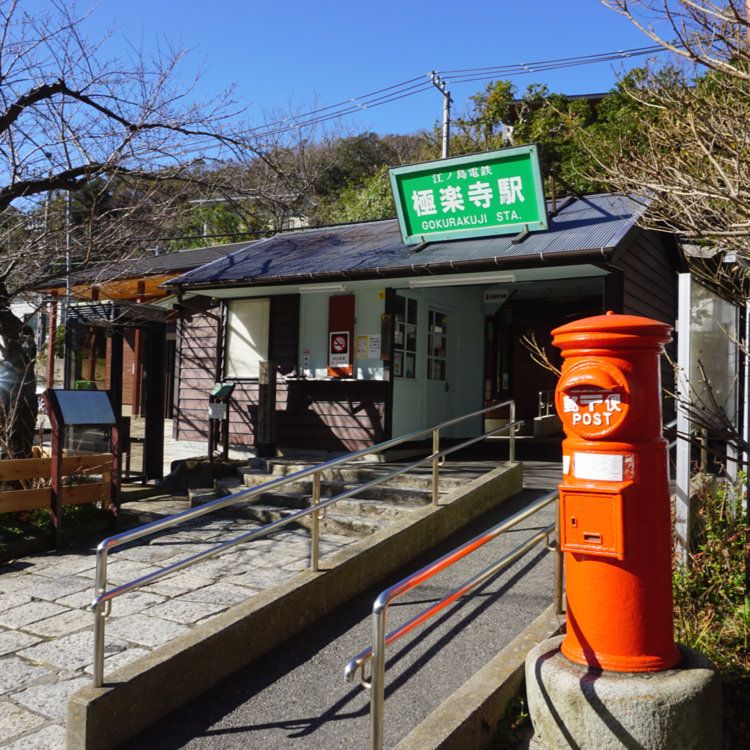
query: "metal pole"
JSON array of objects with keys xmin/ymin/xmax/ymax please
[
  {"xmin": 675, "ymin": 272, "xmax": 692, "ymax": 564},
  {"xmin": 92, "ymin": 548, "xmax": 109, "ymax": 687},
  {"xmin": 432, "ymin": 428, "xmax": 440, "ymax": 505},
  {"xmin": 430, "ymin": 72, "xmax": 452, "ymax": 159},
  {"xmin": 370, "ymin": 599, "xmax": 387, "ymax": 750},
  {"xmin": 554, "ymin": 495, "xmax": 564, "ymax": 615},
  {"xmin": 442, "ymin": 88, "xmax": 451, "ymax": 159},
  {"xmin": 509, "ymin": 401, "xmax": 516, "ymax": 463},
  {"xmin": 311, "ymin": 470, "xmax": 321, "ymax": 572},
  {"xmin": 62, "ymin": 191, "xmax": 72, "ymax": 389}
]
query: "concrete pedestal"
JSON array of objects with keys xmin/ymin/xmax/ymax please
[{"xmin": 525, "ymin": 635, "xmax": 721, "ymax": 749}]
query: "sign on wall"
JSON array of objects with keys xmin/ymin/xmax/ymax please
[
  {"xmin": 389, "ymin": 145, "xmax": 548, "ymax": 245},
  {"xmin": 329, "ymin": 331, "xmax": 350, "ymax": 367},
  {"xmin": 328, "ymin": 294, "xmax": 355, "ymax": 377}
]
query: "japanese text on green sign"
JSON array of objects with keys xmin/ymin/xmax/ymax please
[{"xmin": 389, "ymin": 145, "xmax": 548, "ymax": 245}]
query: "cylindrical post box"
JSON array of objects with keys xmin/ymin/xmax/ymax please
[{"xmin": 552, "ymin": 311, "xmax": 680, "ymax": 672}]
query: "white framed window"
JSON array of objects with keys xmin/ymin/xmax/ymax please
[
  {"xmin": 427, "ymin": 309, "xmax": 448, "ymax": 380},
  {"xmin": 225, "ymin": 298, "xmax": 270, "ymax": 378},
  {"xmin": 393, "ymin": 294, "xmax": 417, "ymax": 379}
]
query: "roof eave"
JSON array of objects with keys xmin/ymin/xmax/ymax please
[{"xmin": 166, "ymin": 245, "xmax": 618, "ymax": 293}]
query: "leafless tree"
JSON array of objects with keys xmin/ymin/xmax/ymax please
[
  {"xmin": 583, "ymin": 2, "xmax": 750, "ymax": 580},
  {"xmin": 0, "ymin": 0, "xmax": 260, "ymax": 459},
  {"xmin": 584, "ymin": 2, "xmax": 750, "ymax": 262}
]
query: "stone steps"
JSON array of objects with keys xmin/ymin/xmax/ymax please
[
  {"xmin": 190, "ymin": 459, "xmax": 453, "ymax": 539},
  {"xmin": 241, "ymin": 459, "xmax": 467, "ymax": 492}
]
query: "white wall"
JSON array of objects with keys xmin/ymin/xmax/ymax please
[{"xmin": 297, "ymin": 284, "xmax": 386, "ymax": 379}]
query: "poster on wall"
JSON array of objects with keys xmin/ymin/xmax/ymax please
[
  {"xmin": 355, "ymin": 334, "xmax": 382, "ymax": 360},
  {"xmin": 356, "ymin": 335, "xmax": 369, "ymax": 358},
  {"xmin": 369, "ymin": 335, "xmax": 382, "ymax": 359}
]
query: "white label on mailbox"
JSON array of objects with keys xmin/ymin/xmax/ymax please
[{"xmin": 573, "ymin": 452, "xmax": 624, "ymax": 482}]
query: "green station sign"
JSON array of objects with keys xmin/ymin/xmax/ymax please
[{"xmin": 389, "ymin": 145, "xmax": 548, "ymax": 245}]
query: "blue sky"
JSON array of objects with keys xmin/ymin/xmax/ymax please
[{"xmin": 48, "ymin": 1, "xmax": 668, "ymax": 136}]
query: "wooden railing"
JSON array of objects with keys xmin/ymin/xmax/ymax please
[{"xmin": 0, "ymin": 452, "xmax": 112, "ymax": 514}]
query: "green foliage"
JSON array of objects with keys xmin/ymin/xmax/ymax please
[
  {"xmin": 170, "ymin": 201, "xmax": 257, "ymax": 250},
  {"xmin": 490, "ymin": 696, "xmax": 530, "ymax": 748},
  {"xmin": 458, "ymin": 79, "xmax": 517, "ymax": 151},
  {"xmin": 317, "ymin": 167, "xmax": 396, "ymax": 224},
  {"xmin": 54, "ymin": 325, "xmax": 65, "ymax": 358},
  {"xmin": 451, "ymin": 79, "xmax": 630, "ymax": 194},
  {"xmin": 0, "ymin": 504, "xmax": 109, "ymax": 540},
  {"xmin": 673, "ymin": 473, "xmax": 749, "ymax": 673},
  {"xmin": 314, "ymin": 133, "xmax": 399, "ymax": 198}
]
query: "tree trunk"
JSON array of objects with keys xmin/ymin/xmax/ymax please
[{"xmin": 0, "ymin": 283, "xmax": 38, "ymax": 461}]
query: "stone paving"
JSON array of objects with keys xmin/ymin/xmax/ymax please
[{"xmin": 0, "ymin": 495, "xmax": 355, "ymax": 749}]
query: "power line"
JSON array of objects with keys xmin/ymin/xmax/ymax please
[
  {"xmin": 10, "ymin": 44, "xmax": 670, "ymax": 175},
  {"xmin": 144, "ymin": 44, "xmax": 671, "ymax": 163},
  {"xmin": 239, "ymin": 44, "xmax": 670, "ymax": 141}
]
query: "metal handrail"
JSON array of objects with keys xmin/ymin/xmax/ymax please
[
  {"xmin": 89, "ymin": 399, "xmax": 519, "ymax": 686},
  {"xmin": 538, "ymin": 389, "xmax": 555, "ymax": 418},
  {"xmin": 344, "ymin": 490, "xmax": 560, "ymax": 750}
]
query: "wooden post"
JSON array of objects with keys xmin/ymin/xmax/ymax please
[
  {"xmin": 132, "ymin": 281, "xmax": 145, "ymax": 416},
  {"xmin": 42, "ymin": 390, "xmax": 64, "ymax": 550},
  {"xmin": 109, "ymin": 401, "xmax": 122, "ymax": 529},
  {"xmin": 257, "ymin": 362, "xmax": 276, "ymax": 458}
]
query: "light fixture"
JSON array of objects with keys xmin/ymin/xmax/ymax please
[
  {"xmin": 408, "ymin": 272, "xmax": 515, "ymax": 289},
  {"xmin": 298, "ymin": 283, "xmax": 347, "ymax": 294}
]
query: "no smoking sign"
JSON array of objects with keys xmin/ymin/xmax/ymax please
[{"xmin": 329, "ymin": 331, "xmax": 350, "ymax": 367}]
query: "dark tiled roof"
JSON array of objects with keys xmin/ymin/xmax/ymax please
[
  {"xmin": 118, "ymin": 241, "xmax": 256, "ymax": 275},
  {"xmin": 42, "ymin": 241, "xmax": 255, "ymax": 289},
  {"xmin": 167, "ymin": 194, "xmax": 642, "ymax": 289}
]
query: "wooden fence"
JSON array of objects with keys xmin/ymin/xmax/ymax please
[{"xmin": 0, "ymin": 453, "xmax": 112, "ymax": 514}]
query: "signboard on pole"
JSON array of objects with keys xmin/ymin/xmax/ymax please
[{"xmin": 389, "ymin": 144, "xmax": 548, "ymax": 245}]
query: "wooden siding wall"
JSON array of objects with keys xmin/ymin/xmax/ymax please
[
  {"xmin": 275, "ymin": 380, "xmax": 386, "ymax": 452},
  {"xmin": 615, "ymin": 229, "xmax": 680, "ymax": 421},
  {"xmin": 174, "ymin": 299, "xmax": 220, "ymax": 444},
  {"xmin": 618, "ymin": 230, "xmax": 678, "ymax": 325},
  {"xmin": 122, "ymin": 330, "xmax": 137, "ymax": 407},
  {"xmin": 175, "ymin": 295, "xmax": 387, "ymax": 453}
]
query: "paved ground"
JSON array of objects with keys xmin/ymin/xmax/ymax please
[
  {"xmin": 0, "ymin": 496, "xmax": 357, "ymax": 749},
  {"xmin": 0, "ymin": 459, "xmax": 561, "ymax": 749}
]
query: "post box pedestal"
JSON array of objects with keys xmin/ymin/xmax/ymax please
[{"xmin": 525, "ymin": 636, "xmax": 721, "ymax": 750}]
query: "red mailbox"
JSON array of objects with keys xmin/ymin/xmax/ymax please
[{"xmin": 552, "ymin": 311, "xmax": 680, "ymax": 672}]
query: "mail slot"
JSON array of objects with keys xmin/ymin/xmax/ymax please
[
  {"xmin": 552, "ymin": 312, "xmax": 680, "ymax": 673},
  {"xmin": 560, "ymin": 488, "xmax": 625, "ymax": 559}
]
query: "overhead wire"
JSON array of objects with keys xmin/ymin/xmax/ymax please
[
  {"xmin": 157, "ymin": 44, "xmax": 672, "ymax": 160},
  {"xmin": 239, "ymin": 44, "xmax": 671, "ymax": 141}
]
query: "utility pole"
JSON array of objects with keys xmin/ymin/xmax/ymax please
[
  {"xmin": 430, "ymin": 72, "xmax": 452, "ymax": 158},
  {"xmin": 63, "ymin": 190, "xmax": 72, "ymax": 389}
]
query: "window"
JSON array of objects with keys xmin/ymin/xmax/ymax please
[
  {"xmin": 427, "ymin": 310, "xmax": 447, "ymax": 380},
  {"xmin": 225, "ymin": 298, "xmax": 270, "ymax": 378},
  {"xmin": 393, "ymin": 295, "xmax": 417, "ymax": 379}
]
